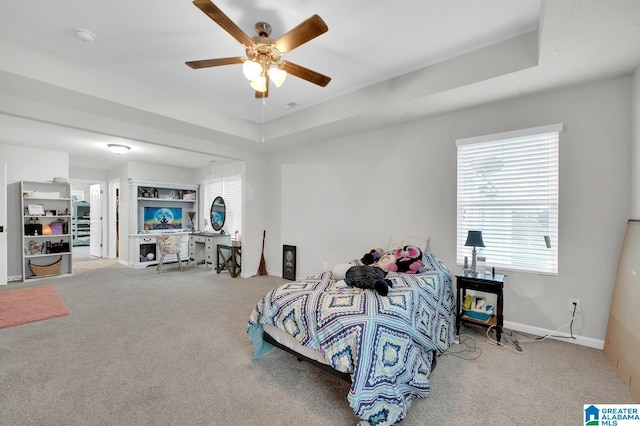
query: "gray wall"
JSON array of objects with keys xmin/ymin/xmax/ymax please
[
  {"xmin": 631, "ymin": 68, "xmax": 640, "ymax": 218},
  {"xmin": 1, "ymin": 75, "xmax": 633, "ymax": 346},
  {"xmin": 265, "ymin": 76, "xmax": 632, "ymax": 345}
]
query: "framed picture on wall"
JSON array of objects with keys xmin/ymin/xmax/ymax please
[{"xmin": 282, "ymin": 245, "xmax": 297, "ymax": 281}]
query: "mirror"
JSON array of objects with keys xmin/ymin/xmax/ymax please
[{"xmin": 210, "ymin": 196, "xmax": 226, "ymax": 232}]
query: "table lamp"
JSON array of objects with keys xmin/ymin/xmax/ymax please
[{"xmin": 465, "ymin": 230, "xmax": 485, "ymax": 274}]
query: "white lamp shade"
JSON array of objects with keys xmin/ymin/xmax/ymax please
[
  {"xmin": 242, "ymin": 60, "xmax": 262, "ymax": 81},
  {"xmin": 269, "ymin": 67, "xmax": 287, "ymax": 87},
  {"xmin": 250, "ymin": 76, "xmax": 267, "ymax": 92}
]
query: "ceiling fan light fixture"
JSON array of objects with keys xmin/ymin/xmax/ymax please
[
  {"xmin": 250, "ymin": 76, "xmax": 267, "ymax": 92},
  {"xmin": 269, "ymin": 66, "xmax": 287, "ymax": 87},
  {"xmin": 242, "ymin": 60, "xmax": 262, "ymax": 81},
  {"xmin": 107, "ymin": 144, "xmax": 131, "ymax": 155}
]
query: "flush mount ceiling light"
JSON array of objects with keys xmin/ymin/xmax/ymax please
[
  {"xmin": 74, "ymin": 28, "xmax": 96, "ymax": 43},
  {"xmin": 108, "ymin": 144, "xmax": 131, "ymax": 155},
  {"xmin": 186, "ymin": 0, "xmax": 331, "ymax": 98}
]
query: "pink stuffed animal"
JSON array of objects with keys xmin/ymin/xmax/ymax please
[{"xmin": 388, "ymin": 245, "xmax": 424, "ymax": 274}]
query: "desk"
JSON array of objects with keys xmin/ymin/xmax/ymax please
[
  {"xmin": 189, "ymin": 233, "xmax": 230, "ymax": 269},
  {"xmin": 128, "ymin": 232, "xmax": 188, "ymax": 269},
  {"xmin": 456, "ymin": 271, "xmax": 506, "ymax": 342},
  {"xmin": 216, "ymin": 244, "xmax": 241, "ymax": 277}
]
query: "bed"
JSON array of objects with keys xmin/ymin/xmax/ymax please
[{"xmin": 247, "ymin": 250, "xmax": 456, "ymax": 425}]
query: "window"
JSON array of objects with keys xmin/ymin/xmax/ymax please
[
  {"xmin": 202, "ymin": 163, "xmax": 243, "ymax": 238},
  {"xmin": 456, "ymin": 123, "xmax": 562, "ymax": 275}
]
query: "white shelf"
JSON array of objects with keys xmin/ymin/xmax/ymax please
[
  {"xmin": 24, "ymin": 215, "xmax": 72, "ymax": 218},
  {"xmin": 25, "ymin": 252, "xmax": 72, "ymax": 259},
  {"xmin": 21, "ymin": 181, "xmax": 73, "ymax": 281},
  {"xmin": 24, "ymin": 197, "xmax": 72, "ymax": 201},
  {"xmin": 24, "ymin": 234, "xmax": 72, "ymax": 239},
  {"xmin": 137, "ymin": 197, "xmax": 195, "ymax": 203}
]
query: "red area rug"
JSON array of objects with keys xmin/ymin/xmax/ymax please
[{"xmin": 0, "ymin": 285, "xmax": 69, "ymax": 329}]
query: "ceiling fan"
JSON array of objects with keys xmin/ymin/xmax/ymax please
[{"xmin": 186, "ymin": 0, "xmax": 331, "ymax": 98}]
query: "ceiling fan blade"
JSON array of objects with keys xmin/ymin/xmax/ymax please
[
  {"xmin": 193, "ymin": 0, "xmax": 254, "ymax": 47},
  {"xmin": 274, "ymin": 15, "xmax": 328, "ymax": 54},
  {"xmin": 281, "ymin": 61, "xmax": 331, "ymax": 87},
  {"xmin": 186, "ymin": 57, "xmax": 244, "ymax": 69}
]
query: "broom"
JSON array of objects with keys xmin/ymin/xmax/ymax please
[{"xmin": 257, "ymin": 230, "xmax": 268, "ymax": 276}]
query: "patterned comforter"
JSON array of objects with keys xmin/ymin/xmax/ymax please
[{"xmin": 247, "ymin": 253, "xmax": 455, "ymax": 425}]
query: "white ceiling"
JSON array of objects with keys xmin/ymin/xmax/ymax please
[{"xmin": 1, "ymin": 0, "xmax": 640, "ymax": 170}]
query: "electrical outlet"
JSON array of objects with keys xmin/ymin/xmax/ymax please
[
  {"xmin": 323, "ymin": 261, "xmax": 328, "ymax": 271},
  {"xmin": 568, "ymin": 298, "xmax": 581, "ymax": 313}
]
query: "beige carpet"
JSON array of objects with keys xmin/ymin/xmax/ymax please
[
  {"xmin": 0, "ymin": 258, "xmax": 633, "ymax": 425},
  {"xmin": 0, "ymin": 285, "xmax": 69, "ymax": 328}
]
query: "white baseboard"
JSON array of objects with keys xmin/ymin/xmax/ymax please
[{"xmin": 503, "ymin": 320, "xmax": 604, "ymax": 350}]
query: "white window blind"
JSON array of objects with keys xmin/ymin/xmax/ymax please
[
  {"xmin": 203, "ymin": 169, "xmax": 243, "ymax": 238},
  {"xmin": 456, "ymin": 124, "xmax": 562, "ymax": 275}
]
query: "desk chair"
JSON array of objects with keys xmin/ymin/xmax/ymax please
[{"xmin": 157, "ymin": 234, "xmax": 184, "ymax": 273}]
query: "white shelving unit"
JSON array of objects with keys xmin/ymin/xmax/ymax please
[
  {"xmin": 72, "ymin": 200, "xmax": 90, "ymax": 246},
  {"xmin": 127, "ymin": 179, "xmax": 199, "ymax": 268},
  {"xmin": 21, "ymin": 180, "xmax": 73, "ymax": 280}
]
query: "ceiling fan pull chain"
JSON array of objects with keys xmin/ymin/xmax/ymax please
[{"xmin": 261, "ymin": 97, "xmax": 266, "ymax": 143}]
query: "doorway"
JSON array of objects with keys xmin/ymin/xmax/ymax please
[{"xmin": 69, "ymin": 178, "xmax": 108, "ymax": 263}]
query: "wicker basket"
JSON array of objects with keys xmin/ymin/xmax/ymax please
[{"xmin": 29, "ymin": 257, "xmax": 63, "ymax": 277}]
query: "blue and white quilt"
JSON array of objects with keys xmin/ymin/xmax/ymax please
[{"xmin": 247, "ymin": 253, "xmax": 455, "ymax": 425}]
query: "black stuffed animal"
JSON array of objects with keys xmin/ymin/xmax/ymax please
[
  {"xmin": 345, "ymin": 265, "xmax": 393, "ymax": 296},
  {"xmin": 360, "ymin": 248, "xmax": 383, "ymax": 265}
]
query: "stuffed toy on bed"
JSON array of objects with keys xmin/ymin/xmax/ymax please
[
  {"xmin": 346, "ymin": 265, "xmax": 393, "ymax": 296},
  {"xmin": 332, "ymin": 254, "xmax": 396, "ymax": 296},
  {"xmin": 360, "ymin": 248, "xmax": 383, "ymax": 265},
  {"xmin": 388, "ymin": 245, "xmax": 425, "ymax": 274}
]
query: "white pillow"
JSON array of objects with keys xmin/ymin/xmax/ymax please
[{"xmin": 388, "ymin": 234, "xmax": 431, "ymax": 253}]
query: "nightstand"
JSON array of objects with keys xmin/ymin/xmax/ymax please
[{"xmin": 455, "ymin": 271, "xmax": 506, "ymax": 342}]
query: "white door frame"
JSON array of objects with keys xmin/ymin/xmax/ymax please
[
  {"xmin": 108, "ymin": 178, "xmax": 120, "ymax": 259},
  {"xmin": 0, "ymin": 163, "xmax": 7, "ymax": 285},
  {"xmin": 89, "ymin": 183, "xmax": 103, "ymax": 258}
]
